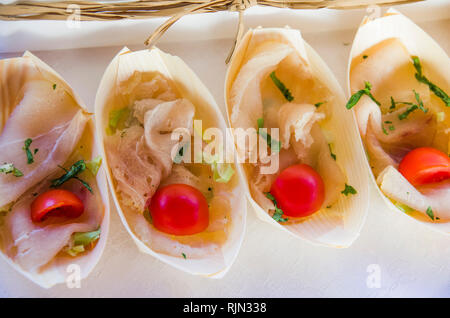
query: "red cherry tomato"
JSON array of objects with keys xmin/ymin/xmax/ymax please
[
  {"xmin": 270, "ymin": 164, "xmax": 325, "ymax": 218},
  {"xmin": 31, "ymin": 189, "xmax": 84, "ymax": 222},
  {"xmin": 149, "ymin": 184, "xmax": 209, "ymax": 235},
  {"xmin": 398, "ymin": 147, "xmax": 450, "ymax": 186}
]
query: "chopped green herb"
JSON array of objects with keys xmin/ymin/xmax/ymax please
[
  {"xmin": 398, "ymin": 104, "xmax": 418, "ymax": 120},
  {"xmin": 426, "ymin": 206, "xmax": 435, "ymax": 221},
  {"xmin": 86, "ymin": 156, "xmax": 102, "ymax": 177},
  {"xmin": 363, "ymin": 55, "xmax": 368, "ymax": 59},
  {"xmin": 384, "ymin": 121, "xmax": 392, "ymax": 124},
  {"xmin": 34, "ymin": 148, "xmax": 39, "ymax": 154},
  {"xmin": 382, "ymin": 126, "xmax": 388, "ymax": 135},
  {"xmin": 265, "ymin": 192, "xmax": 288, "ymax": 223},
  {"xmin": 23, "ymin": 138, "xmax": 34, "ymax": 164},
  {"xmin": 212, "ymin": 163, "xmax": 235, "ymax": 183},
  {"xmin": 108, "ymin": 107, "xmax": 130, "ymax": 134},
  {"xmin": 65, "ymin": 245, "xmax": 85, "ymax": 257},
  {"xmin": 389, "ymin": 125, "xmax": 395, "ymax": 131},
  {"xmin": 341, "ymin": 184, "xmax": 357, "ymax": 196},
  {"xmin": 270, "ymin": 71, "xmax": 294, "ymax": 102},
  {"xmin": 0, "ymin": 163, "xmax": 23, "ymax": 177},
  {"xmin": 258, "ymin": 129, "xmax": 281, "ymax": 153},
  {"xmin": 143, "ymin": 208, "xmax": 153, "ymax": 224},
  {"xmin": 413, "ymin": 89, "xmax": 428, "ymax": 113},
  {"xmin": 65, "ymin": 228, "xmax": 101, "ymax": 257},
  {"xmin": 52, "ymin": 83, "xmax": 56, "ymax": 90},
  {"xmin": 328, "ymin": 144, "xmax": 336, "ymax": 161},
  {"xmin": 51, "ymin": 160, "xmax": 92, "ymax": 193},
  {"xmin": 412, "ymin": 56, "xmax": 450, "ymax": 107},
  {"xmin": 346, "ymin": 81, "xmax": 380, "ymax": 109},
  {"xmin": 272, "ymin": 208, "xmax": 288, "ymax": 223},
  {"xmin": 326, "ymin": 205, "xmax": 332, "ymax": 209},
  {"xmin": 390, "ymin": 96, "xmax": 396, "ymax": 111},
  {"xmin": 257, "ymin": 118, "xmax": 264, "ymax": 129},
  {"xmin": 182, "ymin": 253, "xmax": 187, "ymax": 260},
  {"xmin": 394, "ymin": 202, "xmax": 414, "ymax": 214},
  {"xmin": 73, "ymin": 228, "xmax": 101, "ymax": 246},
  {"xmin": 314, "ymin": 101, "xmax": 325, "ymax": 108},
  {"xmin": 257, "ymin": 119, "xmax": 281, "ymax": 153}
]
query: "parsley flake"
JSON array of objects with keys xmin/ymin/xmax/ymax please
[
  {"xmin": 0, "ymin": 163, "xmax": 23, "ymax": 177},
  {"xmin": 257, "ymin": 118, "xmax": 281, "ymax": 153},
  {"xmin": 270, "ymin": 71, "xmax": 294, "ymax": 102},
  {"xmin": 51, "ymin": 160, "xmax": 93, "ymax": 193},
  {"xmin": 314, "ymin": 101, "xmax": 325, "ymax": 108},
  {"xmin": 412, "ymin": 56, "xmax": 449, "ymax": 107},
  {"xmin": 265, "ymin": 192, "xmax": 288, "ymax": 223},
  {"xmin": 23, "ymin": 138, "xmax": 35, "ymax": 164},
  {"xmin": 426, "ymin": 206, "xmax": 435, "ymax": 221},
  {"xmin": 341, "ymin": 184, "xmax": 357, "ymax": 196},
  {"xmin": 346, "ymin": 81, "xmax": 380, "ymax": 109}
]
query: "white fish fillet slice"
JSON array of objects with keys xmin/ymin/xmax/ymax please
[
  {"xmin": 278, "ymin": 103, "xmax": 325, "ymax": 151},
  {"xmin": 377, "ymin": 166, "xmax": 450, "ymax": 219},
  {"xmin": 229, "ymin": 43, "xmax": 293, "ymax": 134},
  {"xmin": 0, "ymin": 111, "xmax": 89, "ymax": 207},
  {"xmin": 144, "ymin": 98, "xmax": 195, "ymax": 179}
]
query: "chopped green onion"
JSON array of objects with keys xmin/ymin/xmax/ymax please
[{"xmin": 52, "ymin": 84, "xmax": 57, "ymax": 90}]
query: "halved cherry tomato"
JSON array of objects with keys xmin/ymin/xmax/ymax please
[
  {"xmin": 149, "ymin": 184, "xmax": 209, "ymax": 235},
  {"xmin": 270, "ymin": 164, "xmax": 325, "ymax": 218},
  {"xmin": 398, "ymin": 147, "xmax": 450, "ymax": 187},
  {"xmin": 31, "ymin": 189, "xmax": 84, "ymax": 222}
]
